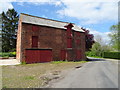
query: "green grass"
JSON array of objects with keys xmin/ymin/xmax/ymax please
[
  {"xmin": 51, "ymin": 61, "xmax": 67, "ymax": 64},
  {"xmin": 2, "ymin": 86, "xmax": 7, "ymax": 88},
  {"xmin": 51, "ymin": 60, "xmax": 88, "ymax": 64},
  {"xmin": 87, "ymin": 56, "xmax": 120, "ymax": 60},
  {"xmin": 88, "ymin": 56, "xmax": 102, "ymax": 58},
  {"xmin": 21, "ymin": 61, "xmax": 27, "ymax": 65},
  {"xmin": 77, "ymin": 61, "xmax": 88, "ymax": 63},
  {"xmin": 24, "ymin": 76, "xmax": 35, "ymax": 80}
]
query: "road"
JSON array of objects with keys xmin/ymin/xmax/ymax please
[{"xmin": 48, "ymin": 58, "xmax": 118, "ymax": 88}]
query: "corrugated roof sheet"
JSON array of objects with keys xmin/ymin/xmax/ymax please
[{"xmin": 20, "ymin": 13, "xmax": 84, "ymax": 32}]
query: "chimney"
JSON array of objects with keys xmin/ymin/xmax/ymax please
[{"xmin": 64, "ymin": 23, "xmax": 74, "ymax": 30}]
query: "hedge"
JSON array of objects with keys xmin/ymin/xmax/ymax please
[
  {"xmin": 103, "ymin": 52, "xmax": 120, "ymax": 59},
  {"xmin": 0, "ymin": 52, "xmax": 16, "ymax": 57}
]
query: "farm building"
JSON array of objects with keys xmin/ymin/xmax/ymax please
[{"xmin": 16, "ymin": 13, "xmax": 86, "ymax": 64}]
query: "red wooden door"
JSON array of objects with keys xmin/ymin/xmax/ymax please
[
  {"xmin": 61, "ymin": 50, "xmax": 66, "ymax": 60},
  {"xmin": 26, "ymin": 49, "xmax": 52, "ymax": 63},
  {"xmin": 32, "ymin": 36, "xmax": 38, "ymax": 48},
  {"xmin": 40, "ymin": 50, "xmax": 52, "ymax": 62},
  {"xmin": 26, "ymin": 50, "xmax": 40, "ymax": 64}
]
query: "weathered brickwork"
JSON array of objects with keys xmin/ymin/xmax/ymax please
[
  {"xmin": 20, "ymin": 23, "xmax": 67, "ymax": 61},
  {"xmin": 16, "ymin": 14, "xmax": 86, "ymax": 63},
  {"xmin": 16, "ymin": 19, "xmax": 22, "ymax": 62}
]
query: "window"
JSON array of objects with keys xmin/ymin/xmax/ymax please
[{"xmin": 32, "ymin": 36, "xmax": 38, "ymax": 48}]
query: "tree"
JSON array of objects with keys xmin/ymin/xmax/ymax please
[
  {"xmin": 94, "ymin": 34, "xmax": 113, "ymax": 51},
  {"xmin": 109, "ymin": 24, "xmax": 120, "ymax": 51},
  {"xmin": 94, "ymin": 34, "xmax": 105, "ymax": 46},
  {"xmin": 91, "ymin": 42, "xmax": 111, "ymax": 57},
  {"xmin": 91, "ymin": 42, "xmax": 102, "ymax": 56},
  {"xmin": 1, "ymin": 9, "xmax": 19, "ymax": 52},
  {"xmin": 81, "ymin": 27, "xmax": 95, "ymax": 51},
  {"xmin": 0, "ymin": 14, "xmax": 2, "ymax": 52}
]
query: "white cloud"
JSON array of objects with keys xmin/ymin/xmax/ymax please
[
  {"xmin": 57, "ymin": 0, "xmax": 118, "ymax": 24},
  {"xmin": 1, "ymin": 0, "xmax": 118, "ymax": 24},
  {"xmin": 0, "ymin": 0, "xmax": 62, "ymax": 13},
  {"xmin": 55, "ymin": 1, "xmax": 62, "ymax": 6},
  {"xmin": 0, "ymin": 1, "xmax": 14, "ymax": 13},
  {"xmin": 58, "ymin": 0, "xmax": 119, "ymax": 3},
  {"xmin": 14, "ymin": 0, "xmax": 62, "ymax": 6},
  {"xmin": 89, "ymin": 29, "xmax": 111, "ymax": 45}
]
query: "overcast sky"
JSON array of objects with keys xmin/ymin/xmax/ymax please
[{"xmin": 0, "ymin": 0, "xmax": 119, "ymax": 45}]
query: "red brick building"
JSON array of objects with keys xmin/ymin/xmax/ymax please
[{"xmin": 16, "ymin": 13, "xmax": 86, "ymax": 63}]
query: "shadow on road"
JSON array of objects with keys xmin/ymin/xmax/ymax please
[{"xmin": 86, "ymin": 58, "xmax": 106, "ymax": 62}]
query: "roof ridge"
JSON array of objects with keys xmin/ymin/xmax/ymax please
[{"xmin": 20, "ymin": 13, "xmax": 73, "ymax": 24}]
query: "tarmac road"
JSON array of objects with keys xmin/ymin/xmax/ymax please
[{"xmin": 49, "ymin": 58, "xmax": 118, "ymax": 88}]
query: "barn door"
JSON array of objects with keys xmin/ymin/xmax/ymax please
[
  {"xmin": 26, "ymin": 50, "xmax": 40, "ymax": 64},
  {"xmin": 26, "ymin": 49, "xmax": 52, "ymax": 64},
  {"xmin": 40, "ymin": 50, "xmax": 52, "ymax": 62}
]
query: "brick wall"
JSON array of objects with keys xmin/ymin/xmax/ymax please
[
  {"xmin": 65, "ymin": 31, "xmax": 86, "ymax": 61},
  {"xmin": 21, "ymin": 23, "xmax": 67, "ymax": 61},
  {"xmin": 16, "ymin": 18, "xmax": 22, "ymax": 62},
  {"xmin": 17, "ymin": 23, "xmax": 86, "ymax": 62}
]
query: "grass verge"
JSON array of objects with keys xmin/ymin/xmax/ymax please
[{"xmin": 2, "ymin": 61, "xmax": 88, "ymax": 88}]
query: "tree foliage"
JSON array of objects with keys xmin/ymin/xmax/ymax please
[
  {"xmin": 1, "ymin": 9, "xmax": 19, "ymax": 52},
  {"xmin": 109, "ymin": 24, "xmax": 120, "ymax": 51},
  {"xmin": 81, "ymin": 27, "xmax": 95, "ymax": 51},
  {"xmin": 86, "ymin": 42, "xmax": 111, "ymax": 57},
  {"xmin": 92, "ymin": 42, "xmax": 111, "ymax": 56}
]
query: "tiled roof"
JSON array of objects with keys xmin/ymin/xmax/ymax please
[{"xmin": 20, "ymin": 13, "xmax": 84, "ymax": 32}]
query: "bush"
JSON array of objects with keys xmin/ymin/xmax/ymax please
[
  {"xmin": 86, "ymin": 51, "xmax": 104, "ymax": 58},
  {"xmin": 9, "ymin": 52, "xmax": 16, "ymax": 57},
  {"xmin": 86, "ymin": 51, "xmax": 98, "ymax": 57},
  {"xmin": 21, "ymin": 61, "xmax": 26, "ymax": 65},
  {"xmin": 0, "ymin": 52, "xmax": 9, "ymax": 57},
  {"xmin": 103, "ymin": 52, "xmax": 120, "ymax": 59},
  {"xmin": 0, "ymin": 52, "xmax": 16, "ymax": 57}
]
